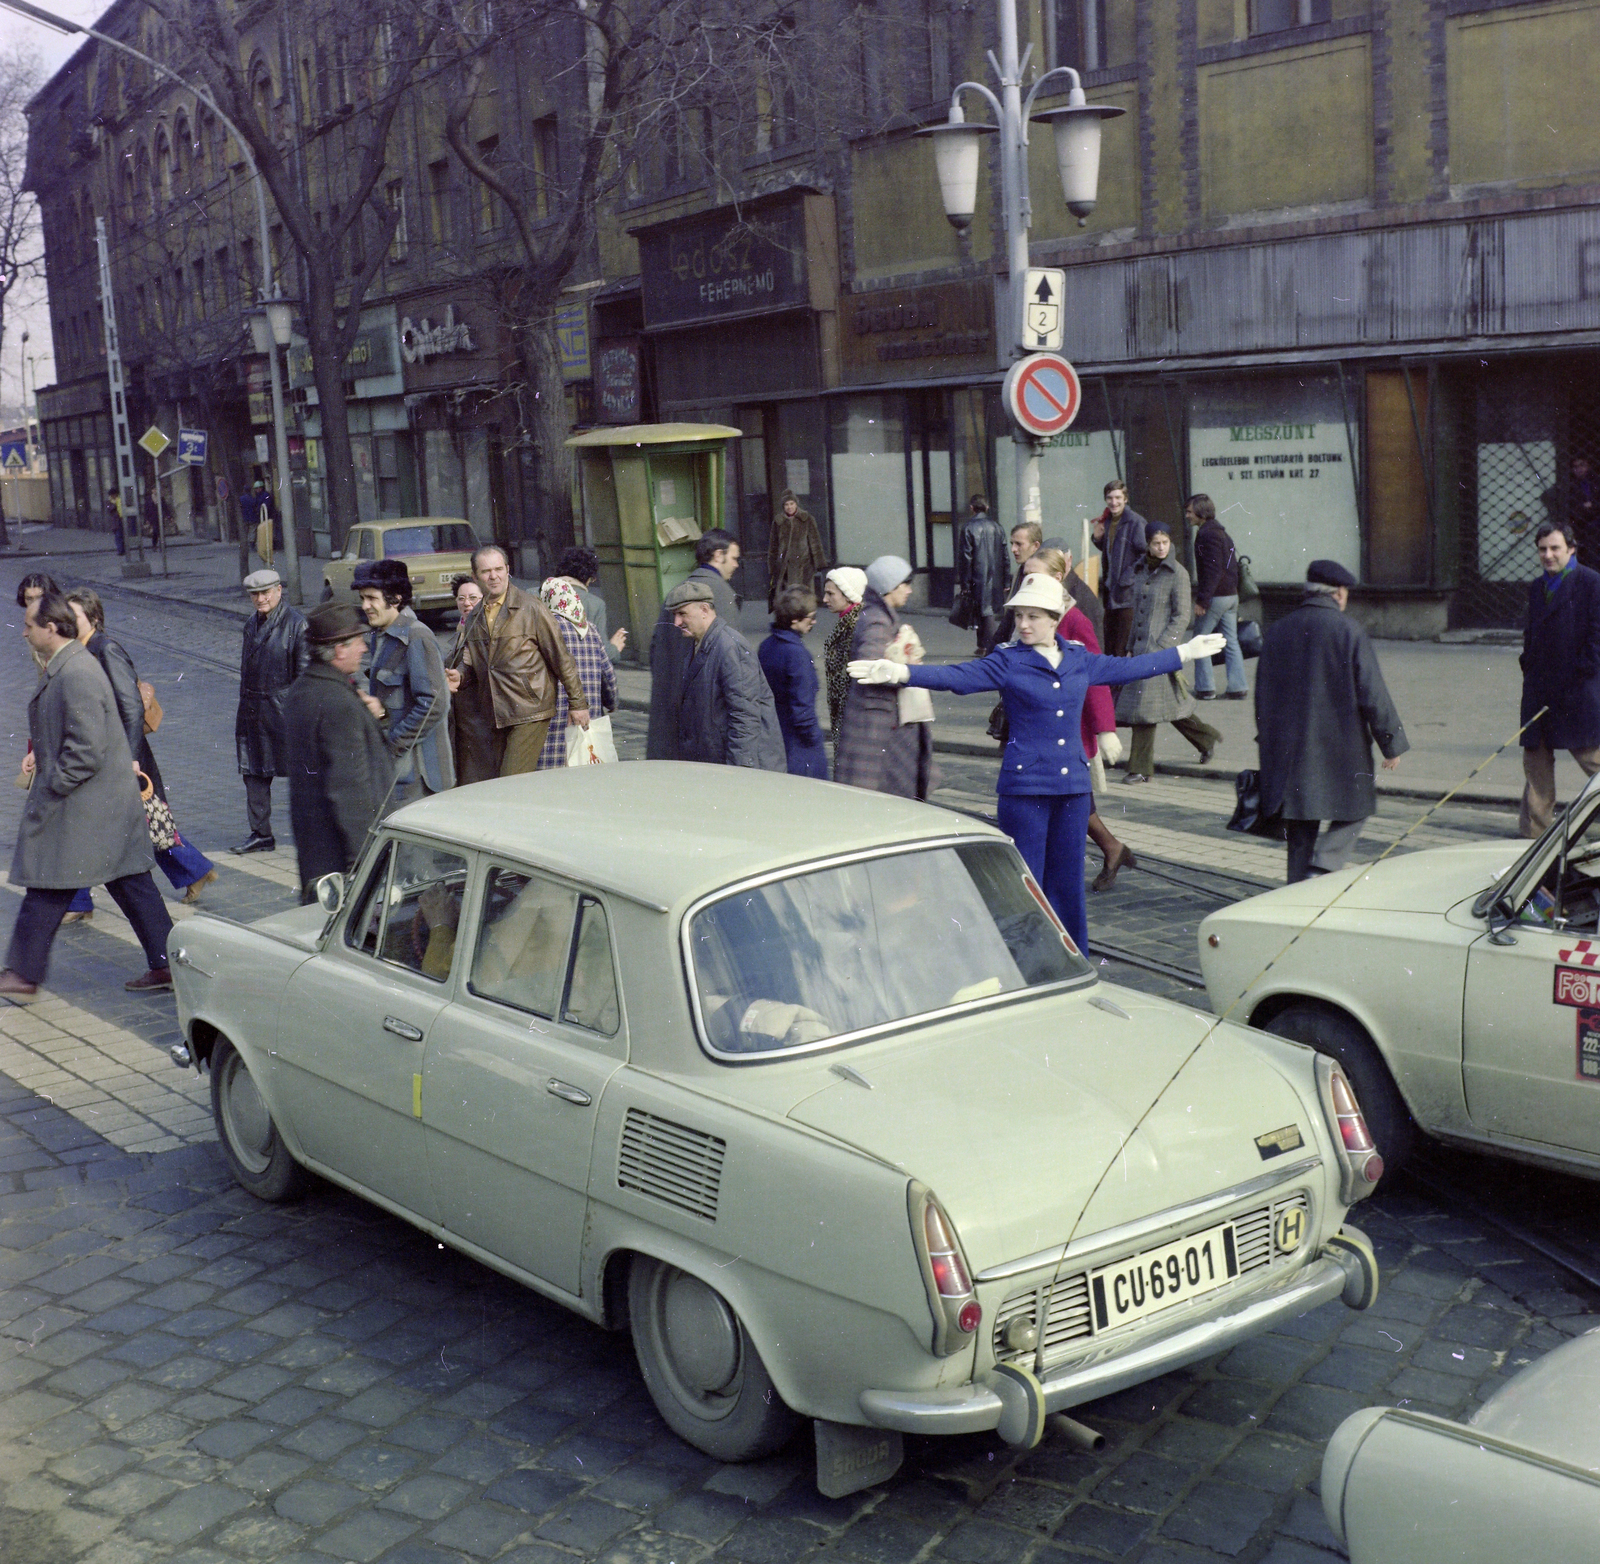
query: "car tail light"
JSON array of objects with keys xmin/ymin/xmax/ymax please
[
  {"xmin": 1316, "ymin": 1057, "xmax": 1381, "ymax": 1204},
  {"xmin": 909, "ymin": 1183, "xmax": 982, "ymax": 1357}
]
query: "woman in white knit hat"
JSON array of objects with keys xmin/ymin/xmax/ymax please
[
  {"xmin": 851, "ymin": 573, "xmax": 1222, "ymax": 954},
  {"xmin": 820, "ymin": 566, "xmax": 868, "ymax": 747}
]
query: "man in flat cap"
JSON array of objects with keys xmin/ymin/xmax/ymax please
[
  {"xmin": 235, "ymin": 568, "xmax": 310, "ymax": 854},
  {"xmin": 283, "ymin": 603, "xmax": 394, "ymax": 900},
  {"xmin": 1255, "ymin": 559, "xmax": 1409, "ymax": 883},
  {"xmin": 663, "ymin": 577, "xmax": 785, "ymax": 770}
]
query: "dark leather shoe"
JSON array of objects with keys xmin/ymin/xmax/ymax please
[
  {"xmin": 232, "ymin": 835, "xmax": 275, "ymax": 855},
  {"xmin": 1198, "ymin": 742, "xmax": 1219, "ymax": 765},
  {"xmin": 0, "ymin": 969, "xmax": 39, "ymax": 1002},
  {"xmin": 1223, "ymin": 690, "xmax": 1249, "ymax": 700},
  {"xmin": 126, "ymin": 967, "xmax": 174, "ymax": 993},
  {"xmin": 1092, "ymin": 845, "xmax": 1137, "ymax": 893},
  {"xmin": 1194, "ymin": 690, "xmax": 1217, "ymax": 700}
]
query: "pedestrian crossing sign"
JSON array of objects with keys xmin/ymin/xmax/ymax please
[{"xmin": 1, "ymin": 443, "xmax": 24, "ymax": 470}]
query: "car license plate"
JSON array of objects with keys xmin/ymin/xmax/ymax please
[
  {"xmin": 1090, "ymin": 1221, "xmax": 1238, "ymax": 1334},
  {"xmin": 438, "ymin": 572, "xmax": 454, "ymax": 583}
]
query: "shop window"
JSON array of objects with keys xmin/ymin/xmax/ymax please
[
  {"xmin": 829, "ymin": 395, "xmax": 911, "ymax": 567},
  {"xmin": 1251, "ymin": 0, "xmax": 1330, "ymax": 34}
]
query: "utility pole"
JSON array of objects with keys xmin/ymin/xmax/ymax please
[{"xmin": 96, "ymin": 216, "xmax": 146, "ymax": 576}]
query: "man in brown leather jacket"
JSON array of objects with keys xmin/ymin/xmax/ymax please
[{"xmin": 444, "ymin": 546, "xmax": 589, "ymax": 779}]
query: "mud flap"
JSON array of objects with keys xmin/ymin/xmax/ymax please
[
  {"xmin": 991, "ymin": 1361, "xmax": 1047, "ymax": 1449},
  {"xmin": 814, "ymin": 1421, "xmax": 904, "ymax": 1497},
  {"xmin": 1326, "ymin": 1225, "xmax": 1380, "ymax": 1310}
]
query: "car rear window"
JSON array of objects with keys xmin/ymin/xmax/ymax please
[
  {"xmin": 383, "ymin": 524, "xmax": 476, "ymax": 556},
  {"xmin": 686, "ymin": 841, "xmax": 1090, "ymax": 1057}
]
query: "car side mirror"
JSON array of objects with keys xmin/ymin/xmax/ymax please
[
  {"xmin": 330, "ymin": 551, "xmax": 342, "ymax": 560},
  {"xmin": 314, "ymin": 872, "xmax": 346, "ymax": 914}
]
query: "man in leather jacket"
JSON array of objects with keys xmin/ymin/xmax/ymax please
[
  {"xmin": 954, "ymin": 494, "xmax": 1009, "ymax": 653},
  {"xmin": 235, "ymin": 569, "xmax": 310, "ymax": 853}
]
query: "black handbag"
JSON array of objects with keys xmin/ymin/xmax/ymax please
[
  {"xmin": 947, "ymin": 585, "xmax": 973, "ymax": 629},
  {"xmin": 1226, "ymin": 769, "xmax": 1284, "ymax": 840},
  {"xmin": 1238, "ymin": 619, "xmax": 1263, "ymax": 659}
]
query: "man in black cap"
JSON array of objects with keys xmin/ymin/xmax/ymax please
[
  {"xmin": 1256, "ymin": 560, "xmax": 1409, "ymax": 883},
  {"xmin": 662, "ymin": 577, "xmax": 785, "ymax": 770},
  {"xmin": 283, "ymin": 603, "xmax": 394, "ymax": 900}
]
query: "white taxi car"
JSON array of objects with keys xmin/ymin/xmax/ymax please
[
  {"xmin": 170, "ymin": 767, "xmax": 1380, "ymax": 1493},
  {"xmin": 1201, "ymin": 772, "xmax": 1600, "ymax": 1179}
]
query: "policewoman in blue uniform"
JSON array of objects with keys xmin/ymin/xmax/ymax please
[{"xmin": 850, "ymin": 574, "xmax": 1224, "ymax": 955}]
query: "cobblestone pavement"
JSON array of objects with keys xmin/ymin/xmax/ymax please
[{"xmin": 1, "ymin": 557, "xmax": 1595, "ymax": 1564}]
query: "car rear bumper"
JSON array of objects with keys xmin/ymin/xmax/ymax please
[{"xmin": 859, "ymin": 1244, "xmax": 1362, "ymax": 1439}]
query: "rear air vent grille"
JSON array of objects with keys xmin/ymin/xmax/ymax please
[{"xmin": 618, "ymin": 1109, "xmax": 725, "ymax": 1221}]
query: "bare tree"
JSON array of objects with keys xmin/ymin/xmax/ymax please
[
  {"xmin": 137, "ymin": 0, "xmax": 440, "ymax": 546},
  {"xmin": 434, "ymin": 0, "xmax": 879, "ymax": 550},
  {"xmin": 0, "ymin": 44, "xmax": 44, "ymax": 420}
]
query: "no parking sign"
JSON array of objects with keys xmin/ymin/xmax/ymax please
[{"xmin": 1003, "ymin": 352, "xmax": 1082, "ymax": 439}]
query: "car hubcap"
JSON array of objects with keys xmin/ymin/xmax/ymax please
[
  {"xmin": 220, "ymin": 1055, "xmax": 273, "ymax": 1174},
  {"xmin": 659, "ymin": 1270, "xmax": 741, "ymax": 1398}
]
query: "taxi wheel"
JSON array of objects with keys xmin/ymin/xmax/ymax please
[
  {"xmin": 628, "ymin": 1256, "xmax": 798, "ymax": 1463},
  {"xmin": 1264, "ymin": 1004, "xmax": 1416, "ymax": 1173},
  {"xmin": 210, "ymin": 1039, "xmax": 307, "ymax": 1203}
]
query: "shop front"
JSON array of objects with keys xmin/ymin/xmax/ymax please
[
  {"xmin": 633, "ymin": 190, "xmax": 838, "ymax": 606},
  {"xmin": 37, "ymin": 377, "xmax": 113, "ymax": 531}
]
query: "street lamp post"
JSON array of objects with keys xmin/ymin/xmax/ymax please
[
  {"xmin": 247, "ymin": 293, "xmax": 299, "ymax": 589},
  {"xmin": 0, "ymin": 0, "xmax": 303, "ymax": 603},
  {"xmin": 917, "ymin": 0, "xmax": 1122, "ymax": 556}
]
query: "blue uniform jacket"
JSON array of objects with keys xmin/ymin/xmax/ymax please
[{"xmin": 908, "ymin": 641, "xmax": 1182, "ymax": 795}]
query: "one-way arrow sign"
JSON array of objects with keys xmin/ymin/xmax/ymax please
[{"xmin": 1022, "ymin": 267, "xmax": 1066, "ymax": 351}]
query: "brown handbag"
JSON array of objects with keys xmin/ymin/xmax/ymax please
[{"xmin": 139, "ymin": 680, "xmax": 163, "ymax": 733}]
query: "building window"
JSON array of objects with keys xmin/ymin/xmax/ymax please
[
  {"xmin": 192, "ymin": 258, "xmax": 206, "ymax": 319},
  {"xmin": 215, "ymin": 245, "xmax": 232, "ymax": 309},
  {"xmin": 1250, "ymin": 0, "xmax": 1330, "ymax": 34},
  {"xmin": 386, "ymin": 179, "xmax": 408, "ymax": 261},
  {"xmin": 531, "ymin": 116, "xmax": 558, "ymax": 218},
  {"xmin": 475, "ymin": 137, "xmax": 501, "ymax": 233},
  {"xmin": 428, "ymin": 158, "xmax": 451, "ymax": 245}
]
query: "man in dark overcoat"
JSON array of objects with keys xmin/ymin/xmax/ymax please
[
  {"xmin": 663, "ymin": 579, "xmax": 786, "ymax": 769},
  {"xmin": 954, "ymin": 494, "xmax": 1009, "ymax": 654},
  {"xmin": 648, "ymin": 529, "xmax": 741, "ymax": 759},
  {"xmin": 1256, "ymin": 560, "xmax": 1409, "ymax": 883},
  {"xmin": 235, "ymin": 568, "xmax": 310, "ymax": 853},
  {"xmin": 0, "ymin": 592, "xmax": 174, "ymax": 1000},
  {"xmin": 1519, "ymin": 520, "xmax": 1600, "ymax": 836},
  {"xmin": 284, "ymin": 603, "xmax": 395, "ymax": 901},
  {"xmin": 1092, "ymin": 480, "xmax": 1148, "ymax": 656}
]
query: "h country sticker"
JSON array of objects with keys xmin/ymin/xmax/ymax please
[{"xmin": 1553, "ymin": 965, "xmax": 1600, "ymax": 1008}]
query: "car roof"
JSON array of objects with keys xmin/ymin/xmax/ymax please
[{"xmin": 386, "ymin": 763, "xmax": 1001, "ymax": 910}]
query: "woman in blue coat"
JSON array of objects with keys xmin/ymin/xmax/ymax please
[
  {"xmin": 850, "ymin": 574, "xmax": 1224, "ymax": 955},
  {"xmin": 758, "ymin": 587, "xmax": 829, "ymax": 779}
]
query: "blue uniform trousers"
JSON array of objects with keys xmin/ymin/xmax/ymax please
[{"xmin": 996, "ymin": 791, "xmax": 1095, "ymax": 957}]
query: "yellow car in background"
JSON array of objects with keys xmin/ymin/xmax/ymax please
[{"xmin": 321, "ymin": 517, "xmax": 481, "ymax": 619}]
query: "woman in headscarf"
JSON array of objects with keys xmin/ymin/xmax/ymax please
[
  {"xmin": 1117, "ymin": 522, "xmax": 1223, "ymax": 783},
  {"xmin": 821, "ymin": 566, "xmax": 867, "ymax": 747},
  {"xmin": 849, "ymin": 574, "xmax": 1222, "ymax": 954},
  {"xmin": 534, "ymin": 576, "xmax": 618, "ymax": 770},
  {"xmin": 65, "ymin": 588, "xmax": 219, "ymax": 903},
  {"xmin": 1025, "ymin": 549, "xmax": 1133, "ymax": 890},
  {"xmin": 833, "ymin": 556, "xmax": 936, "ymax": 800}
]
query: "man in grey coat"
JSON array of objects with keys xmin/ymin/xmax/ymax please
[
  {"xmin": 356, "ymin": 559, "xmax": 453, "ymax": 804},
  {"xmin": 663, "ymin": 578, "xmax": 785, "ymax": 770},
  {"xmin": 1, "ymin": 592, "xmax": 174, "ymax": 1000},
  {"xmin": 648, "ymin": 529, "xmax": 741, "ymax": 759},
  {"xmin": 1256, "ymin": 559, "xmax": 1409, "ymax": 883}
]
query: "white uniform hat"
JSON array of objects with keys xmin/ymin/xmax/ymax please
[{"xmin": 1003, "ymin": 574, "xmax": 1066, "ymax": 618}]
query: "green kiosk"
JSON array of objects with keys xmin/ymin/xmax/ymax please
[{"xmin": 565, "ymin": 423, "xmax": 741, "ymax": 664}]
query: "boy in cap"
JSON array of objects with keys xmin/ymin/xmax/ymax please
[{"xmin": 1256, "ymin": 559, "xmax": 1408, "ymax": 882}]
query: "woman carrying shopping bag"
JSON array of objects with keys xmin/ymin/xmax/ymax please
[{"xmin": 536, "ymin": 577, "xmax": 619, "ymax": 768}]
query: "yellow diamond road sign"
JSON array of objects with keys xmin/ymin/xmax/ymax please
[{"xmin": 138, "ymin": 425, "xmax": 170, "ymax": 458}]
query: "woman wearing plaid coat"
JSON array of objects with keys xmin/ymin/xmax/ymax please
[{"xmin": 535, "ymin": 579, "xmax": 618, "ymax": 769}]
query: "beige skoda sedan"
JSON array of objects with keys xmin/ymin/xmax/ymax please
[
  {"xmin": 170, "ymin": 767, "xmax": 1380, "ymax": 1494},
  {"xmin": 1200, "ymin": 771, "xmax": 1600, "ymax": 1182}
]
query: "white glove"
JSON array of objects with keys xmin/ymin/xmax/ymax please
[
  {"xmin": 1097, "ymin": 731, "xmax": 1123, "ymax": 765},
  {"xmin": 1176, "ymin": 633, "xmax": 1227, "ymax": 664},
  {"xmin": 847, "ymin": 658, "xmax": 910, "ymax": 685}
]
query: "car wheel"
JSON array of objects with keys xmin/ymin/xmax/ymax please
[
  {"xmin": 628, "ymin": 1256, "xmax": 798, "ymax": 1462},
  {"xmin": 1263, "ymin": 1003, "xmax": 1416, "ymax": 1173},
  {"xmin": 210, "ymin": 1039, "xmax": 306, "ymax": 1202}
]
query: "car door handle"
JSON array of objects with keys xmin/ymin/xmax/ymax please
[
  {"xmin": 546, "ymin": 1079, "xmax": 592, "ymax": 1107},
  {"xmin": 382, "ymin": 1016, "xmax": 424, "ymax": 1041}
]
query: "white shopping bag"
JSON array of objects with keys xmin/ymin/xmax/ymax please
[{"xmin": 566, "ymin": 714, "xmax": 618, "ymax": 766}]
